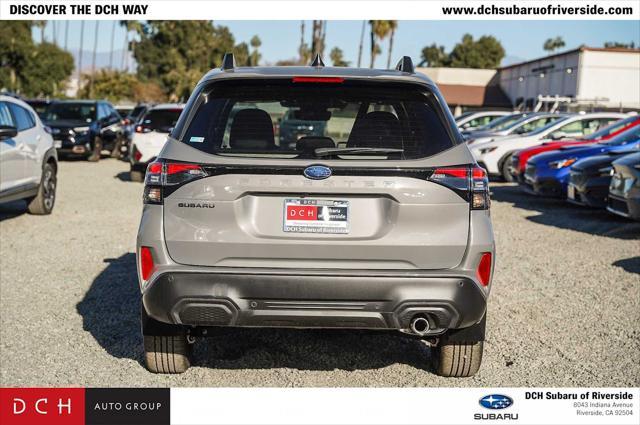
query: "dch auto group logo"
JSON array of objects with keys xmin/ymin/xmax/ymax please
[
  {"xmin": 474, "ymin": 394, "xmax": 518, "ymax": 421},
  {"xmin": 0, "ymin": 388, "xmax": 85, "ymax": 425}
]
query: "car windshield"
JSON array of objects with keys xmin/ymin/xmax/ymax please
[
  {"xmin": 130, "ymin": 105, "xmax": 147, "ymax": 121},
  {"xmin": 477, "ymin": 113, "xmax": 525, "ymax": 131},
  {"xmin": 141, "ymin": 108, "xmax": 183, "ymax": 133},
  {"xmin": 600, "ymin": 125, "xmax": 640, "ymax": 146},
  {"xmin": 525, "ymin": 116, "xmax": 570, "ymax": 136},
  {"xmin": 180, "ymin": 80, "xmax": 455, "ymax": 160},
  {"xmin": 44, "ymin": 102, "xmax": 96, "ymax": 123},
  {"xmin": 586, "ymin": 116, "xmax": 638, "ymax": 141}
]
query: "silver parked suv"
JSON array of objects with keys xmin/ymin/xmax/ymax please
[{"xmin": 136, "ymin": 55, "xmax": 496, "ymax": 377}]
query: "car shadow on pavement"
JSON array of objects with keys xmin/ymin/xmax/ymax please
[
  {"xmin": 77, "ymin": 253, "xmax": 435, "ymax": 373},
  {"xmin": 192, "ymin": 327, "xmax": 434, "ymax": 372},
  {"xmin": 76, "ymin": 253, "xmax": 144, "ymax": 364},
  {"xmin": 0, "ymin": 200, "xmax": 28, "ymax": 221},
  {"xmin": 612, "ymin": 257, "xmax": 640, "ymax": 275},
  {"xmin": 491, "ymin": 184, "xmax": 640, "ymax": 240},
  {"xmin": 115, "ymin": 171, "xmax": 133, "ymax": 182}
]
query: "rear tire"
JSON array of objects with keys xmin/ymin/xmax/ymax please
[
  {"xmin": 143, "ymin": 335, "xmax": 191, "ymax": 374},
  {"xmin": 130, "ymin": 169, "xmax": 145, "ymax": 182},
  {"xmin": 501, "ymin": 156, "xmax": 515, "ymax": 182},
  {"xmin": 87, "ymin": 138, "xmax": 102, "ymax": 162},
  {"xmin": 434, "ymin": 341, "xmax": 483, "ymax": 377},
  {"xmin": 27, "ymin": 162, "xmax": 56, "ymax": 215}
]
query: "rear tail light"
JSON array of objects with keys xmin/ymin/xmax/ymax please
[
  {"xmin": 139, "ymin": 246, "xmax": 155, "ymax": 281},
  {"xmin": 143, "ymin": 160, "xmax": 207, "ymax": 204},
  {"xmin": 476, "ymin": 252, "xmax": 493, "ymax": 286},
  {"xmin": 428, "ymin": 165, "xmax": 490, "ymax": 210}
]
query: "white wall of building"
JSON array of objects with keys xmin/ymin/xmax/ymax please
[
  {"xmin": 578, "ymin": 50, "xmax": 640, "ymax": 109},
  {"xmin": 499, "ymin": 51, "xmax": 580, "ymax": 107},
  {"xmin": 499, "ymin": 48, "xmax": 640, "ymax": 110}
]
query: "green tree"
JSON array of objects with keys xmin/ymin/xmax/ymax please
[
  {"xmin": 449, "ymin": 34, "xmax": 505, "ymax": 68},
  {"xmin": 78, "ymin": 69, "xmax": 137, "ymax": 101},
  {"xmin": 249, "ymin": 35, "xmax": 261, "ymax": 66},
  {"xmin": 132, "ymin": 21, "xmax": 235, "ymax": 100},
  {"xmin": 604, "ymin": 41, "xmax": 636, "ymax": 48},
  {"xmin": 330, "ymin": 47, "xmax": 350, "ymax": 67},
  {"xmin": 0, "ymin": 21, "xmax": 73, "ymax": 97},
  {"xmin": 543, "ymin": 36, "xmax": 566, "ymax": 54},
  {"xmin": 23, "ymin": 42, "xmax": 74, "ymax": 96},
  {"xmin": 419, "ymin": 44, "xmax": 450, "ymax": 67},
  {"xmin": 234, "ymin": 42, "xmax": 250, "ymax": 66}
]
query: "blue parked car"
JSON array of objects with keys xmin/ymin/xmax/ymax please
[{"xmin": 522, "ymin": 125, "xmax": 640, "ymax": 197}]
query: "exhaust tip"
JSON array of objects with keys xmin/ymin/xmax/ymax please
[{"xmin": 410, "ymin": 316, "xmax": 431, "ymax": 336}]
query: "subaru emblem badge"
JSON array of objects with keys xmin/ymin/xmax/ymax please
[
  {"xmin": 479, "ymin": 394, "xmax": 513, "ymax": 410},
  {"xmin": 303, "ymin": 165, "xmax": 332, "ymax": 180}
]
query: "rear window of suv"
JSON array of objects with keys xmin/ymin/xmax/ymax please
[{"xmin": 179, "ymin": 80, "xmax": 456, "ymax": 160}]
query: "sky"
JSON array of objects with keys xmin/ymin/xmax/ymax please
[{"xmin": 35, "ymin": 20, "xmax": 640, "ymax": 69}]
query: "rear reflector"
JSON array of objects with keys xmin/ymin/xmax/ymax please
[
  {"xmin": 476, "ymin": 252, "xmax": 492, "ymax": 286},
  {"xmin": 139, "ymin": 246, "xmax": 155, "ymax": 281},
  {"xmin": 292, "ymin": 77, "xmax": 344, "ymax": 83}
]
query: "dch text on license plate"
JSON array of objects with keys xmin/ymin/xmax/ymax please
[{"xmin": 284, "ymin": 199, "xmax": 349, "ymax": 234}]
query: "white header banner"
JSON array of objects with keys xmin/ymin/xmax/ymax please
[
  {"xmin": 171, "ymin": 387, "xmax": 640, "ymax": 425},
  {"xmin": 1, "ymin": 0, "xmax": 639, "ymax": 20}
]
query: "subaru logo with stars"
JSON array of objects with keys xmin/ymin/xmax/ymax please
[
  {"xmin": 303, "ymin": 165, "xmax": 332, "ymax": 180},
  {"xmin": 479, "ymin": 394, "xmax": 513, "ymax": 410}
]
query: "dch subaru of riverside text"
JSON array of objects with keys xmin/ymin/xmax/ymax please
[{"xmin": 135, "ymin": 54, "xmax": 496, "ymax": 377}]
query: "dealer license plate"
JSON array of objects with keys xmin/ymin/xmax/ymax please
[{"xmin": 284, "ymin": 199, "xmax": 349, "ymax": 234}]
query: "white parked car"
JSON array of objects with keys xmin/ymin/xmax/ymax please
[
  {"xmin": 471, "ymin": 112, "xmax": 627, "ymax": 181},
  {"xmin": 464, "ymin": 112, "xmax": 565, "ymax": 145},
  {"xmin": 0, "ymin": 96, "xmax": 58, "ymax": 214},
  {"xmin": 455, "ymin": 110, "xmax": 511, "ymax": 131},
  {"xmin": 129, "ymin": 104, "xmax": 184, "ymax": 182}
]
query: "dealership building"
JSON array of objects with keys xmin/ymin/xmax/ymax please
[{"xmin": 421, "ymin": 46, "xmax": 640, "ymax": 113}]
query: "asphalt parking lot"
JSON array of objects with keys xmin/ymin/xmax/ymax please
[{"xmin": 1, "ymin": 158, "xmax": 639, "ymax": 387}]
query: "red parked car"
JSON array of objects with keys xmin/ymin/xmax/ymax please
[{"xmin": 509, "ymin": 115, "xmax": 640, "ymax": 182}]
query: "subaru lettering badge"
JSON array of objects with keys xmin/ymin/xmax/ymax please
[
  {"xmin": 479, "ymin": 394, "xmax": 513, "ymax": 410},
  {"xmin": 303, "ymin": 165, "xmax": 332, "ymax": 180}
]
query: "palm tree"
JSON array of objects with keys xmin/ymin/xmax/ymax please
[
  {"xmin": 78, "ymin": 21, "xmax": 85, "ymax": 90},
  {"xmin": 543, "ymin": 36, "xmax": 566, "ymax": 55},
  {"xmin": 64, "ymin": 21, "xmax": 69, "ymax": 51},
  {"xmin": 250, "ymin": 35, "xmax": 261, "ymax": 66},
  {"xmin": 34, "ymin": 21, "xmax": 46, "ymax": 43},
  {"xmin": 109, "ymin": 21, "xmax": 116, "ymax": 69},
  {"xmin": 386, "ymin": 21, "xmax": 398, "ymax": 68},
  {"xmin": 90, "ymin": 21, "xmax": 100, "ymax": 97},
  {"xmin": 357, "ymin": 21, "xmax": 365, "ymax": 67},
  {"xmin": 369, "ymin": 21, "xmax": 392, "ymax": 68}
]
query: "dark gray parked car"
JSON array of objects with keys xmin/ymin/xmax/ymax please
[
  {"xmin": 136, "ymin": 54, "xmax": 496, "ymax": 376},
  {"xmin": 608, "ymin": 151, "xmax": 640, "ymax": 220}
]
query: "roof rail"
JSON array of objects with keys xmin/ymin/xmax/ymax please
[
  {"xmin": 310, "ymin": 53, "xmax": 325, "ymax": 67},
  {"xmin": 221, "ymin": 52, "xmax": 235, "ymax": 71},
  {"xmin": 395, "ymin": 56, "xmax": 414, "ymax": 73}
]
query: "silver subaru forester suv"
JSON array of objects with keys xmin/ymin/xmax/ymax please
[{"xmin": 136, "ymin": 54, "xmax": 495, "ymax": 377}]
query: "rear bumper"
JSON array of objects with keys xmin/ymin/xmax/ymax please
[{"xmin": 142, "ymin": 271, "xmax": 487, "ymax": 335}]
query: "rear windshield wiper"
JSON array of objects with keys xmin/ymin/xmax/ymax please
[{"xmin": 314, "ymin": 147, "xmax": 404, "ymax": 157}]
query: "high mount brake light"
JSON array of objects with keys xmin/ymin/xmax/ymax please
[
  {"xmin": 143, "ymin": 161, "xmax": 207, "ymax": 204},
  {"xmin": 428, "ymin": 166, "xmax": 490, "ymax": 210},
  {"xmin": 292, "ymin": 77, "xmax": 345, "ymax": 83}
]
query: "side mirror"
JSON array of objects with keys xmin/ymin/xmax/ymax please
[{"xmin": 0, "ymin": 125, "xmax": 18, "ymax": 141}]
